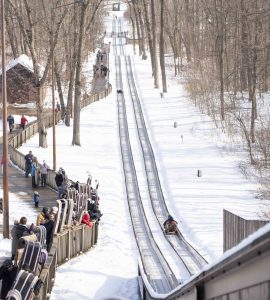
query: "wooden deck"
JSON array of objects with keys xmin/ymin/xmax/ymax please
[{"xmin": 0, "ymin": 136, "xmax": 58, "ymax": 237}]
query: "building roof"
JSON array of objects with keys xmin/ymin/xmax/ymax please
[{"xmin": 0, "ymin": 54, "xmax": 44, "ymax": 77}]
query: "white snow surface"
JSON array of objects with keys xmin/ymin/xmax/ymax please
[{"xmin": 0, "ymin": 4, "xmax": 268, "ymax": 300}]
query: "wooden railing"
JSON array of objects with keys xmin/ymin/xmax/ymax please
[
  {"xmin": 8, "ymin": 84, "xmax": 111, "ymax": 299},
  {"xmin": 223, "ymin": 209, "xmax": 269, "ymax": 252},
  {"xmin": 38, "ymin": 224, "xmax": 98, "ymax": 299}
]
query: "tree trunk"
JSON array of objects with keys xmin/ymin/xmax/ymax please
[
  {"xmin": 151, "ymin": 0, "xmax": 159, "ymax": 88},
  {"xmin": 142, "ymin": 0, "xmax": 154, "ymax": 69},
  {"xmin": 65, "ymin": 8, "xmax": 78, "ymax": 127},
  {"xmin": 183, "ymin": 0, "xmax": 192, "ymax": 62},
  {"xmin": 138, "ymin": 6, "xmax": 147, "ymax": 60},
  {"xmin": 54, "ymin": 59, "xmax": 65, "ymax": 120},
  {"xmin": 240, "ymin": 0, "xmax": 248, "ymax": 91},
  {"xmin": 36, "ymin": 84, "xmax": 48, "ymax": 148},
  {"xmin": 5, "ymin": 13, "xmax": 19, "ymax": 58},
  {"xmin": 133, "ymin": 3, "xmax": 142, "ymax": 56},
  {"xmin": 214, "ymin": 0, "xmax": 225, "ymax": 121},
  {"xmin": 130, "ymin": 15, "xmax": 136, "ymax": 54},
  {"xmin": 72, "ymin": 3, "xmax": 87, "ymax": 146},
  {"xmin": 159, "ymin": 0, "xmax": 167, "ymax": 93}
]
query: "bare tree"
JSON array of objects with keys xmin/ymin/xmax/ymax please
[
  {"xmin": 6, "ymin": 0, "xmax": 68, "ymax": 147},
  {"xmin": 159, "ymin": 0, "xmax": 167, "ymax": 92},
  {"xmin": 72, "ymin": 0, "xmax": 104, "ymax": 146}
]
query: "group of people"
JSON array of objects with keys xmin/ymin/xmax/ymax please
[
  {"xmin": 0, "ymin": 174, "xmax": 102, "ymax": 298},
  {"xmin": 7, "ymin": 114, "xmax": 28, "ymax": 133},
  {"xmin": 11, "ymin": 207, "xmax": 58, "ymax": 261},
  {"xmin": 24, "ymin": 151, "xmax": 69, "ymax": 209},
  {"xmin": 0, "ymin": 207, "xmax": 59, "ymax": 299},
  {"xmin": 93, "ymin": 64, "xmax": 108, "ymax": 78},
  {"xmin": 0, "ymin": 257, "xmax": 42, "ymax": 299},
  {"xmin": 80, "ymin": 189, "xmax": 102, "ymax": 228},
  {"xmin": 24, "ymin": 151, "xmax": 50, "ymax": 189},
  {"xmin": 93, "ymin": 49, "xmax": 108, "ymax": 78},
  {"xmin": 36, "ymin": 206, "xmax": 59, "ymax": 247},
  {"xmin": 96, "ymin": 49, "xmax": 106, "ymax": 62},
  {"xmin": 1, "ymin": 147, "xmax": 103, "ymax": 298}
]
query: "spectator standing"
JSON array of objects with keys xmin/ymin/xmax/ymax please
[
  {"xmin": 40, "ymin": 160, "xmax": 49, "ymax": 187},
  {"xmin": 42, "ymin": 206, "xmax": 58, "ymax": 249},
  {"xmin": 10, "ymin": 217, "xmax": 29, "ymax": 260},
  {"xmin": 31, "ymin": 157, "xmax": 37, "ymax": 188},
  {"xmin": 20, "ymin": 115, "xmax": 28, "ymax": 130},
  {"xmin": 36, "ymin": 207, "xmax": 49, "ymax": 226},
  {"xmin": 24, "ymin": 151, "xmax": 33, "ymax": 178},
  {"xmin": 33, "ymin": 191, "xmax": 40, "ymax": 208},
  {"xmin": 60, "ymin": 169, "xmax": 68, "ymax": 197},
  {"xmin": 7, "ymin": 115, "xmax": 15, "ymax": 133},
  {"xmin": 0, "ymin": 259, "xmax": 18, "ymax": 299},
  {"xmin": 55, "ymin": 169, "xmax": 64, "ymax": 198},
  {"xmin": 10, "ymin": 220, "xmax": 19, "ymax": 261}
]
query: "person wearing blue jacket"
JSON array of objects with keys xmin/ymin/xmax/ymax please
[
  {"xmin": 33, "ymin": 191, "xmax": 40, "ymax": 208},
  {"xmin": 7, "ymin": 115, "xmax": 15, "ymax": 133}
]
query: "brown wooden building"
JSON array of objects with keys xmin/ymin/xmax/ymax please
[{"xmin": 0, "ymin": 54, "xmax": 45, "ymax": 105}]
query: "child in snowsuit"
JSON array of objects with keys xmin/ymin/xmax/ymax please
[{"xmin": 33, "ymin": 191, "xmax": 40, "ymax": 208}]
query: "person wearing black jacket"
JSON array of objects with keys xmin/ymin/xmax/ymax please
[
  {"xmin": 163, "ymin": 215, "xmax": 178, "ymax": 234},
  {"xmin": 7, "ymin": 115, "xmax": 15, "ymax": 133},
  {"xmin": 24, "ymin": 151, "xmax": 34, "ymax": 177},
  {"xmin": 0, "ymin": 259, "xmax": 18, "ymax": 299},
  {"xmin": 10, "ymin": 217, "xmax": 29, "ymax": 260},
  {"xmin": 55, "ymin": 169, "xmax": 64, "ymax": 198}
]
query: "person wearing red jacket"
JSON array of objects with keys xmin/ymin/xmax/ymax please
[
  {"xmin": 81, "ymin": 212, "xmax": 93, "ymax": 228},
  {"xmin": 20, "ymin": 115, "xmax": 28, "ymax": 130}
]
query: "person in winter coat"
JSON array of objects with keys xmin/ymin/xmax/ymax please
[
  {"xmin": 0, "ymin": 259, "xmax": 18, "ymax": 299},
  {"xmin": 88, "ymin": 200, "xmax": 102, "ymax": 222},
  {"xmin": 31, "ymin": 157, "xmax": 37, "ymax": 188},
  {"xmin": 10, "ymin": 217, "xmax": 29, "ymax": 260},
  {"xmin": 33, "ymin": 191, "xmax": 40, "ymax": 208},
  {"xmin": 81, "ymin": 212, "xmax": 93, "ymax": 228},
  {"xmin": 20, "ymin": 115, "xmax": 28, "ymax": 130},
  {"xmin": 24, "ymin": 151, "xmax": 33, "ymax": 178},
  {"xmin": 10, "ymin": 220, "xmax": 19, "ymax": 260},
  {"xmin": 40, "ymin": 160, "xmax": 49, "ymax": 187},
  {"xmin": 36, "ymin": 207, "xmax": 49, "ymax": 226},
  {"xmin": 42, "ymin": 206, "xmax": 58, "ymax": 250},
  {"xmin": 55, "ymin": 169, "xmax": 64, "ymax": 198},
  {"xmin": 163, "ymin": 215, "xmax": 178, "ymax": 234},
  {"xmin": 59, "ymin": 169, "xmax": 68, "ymax": 198},
  {"xmin": 7, "ymin": 115, "xmax": 15, "ymax": 133}
]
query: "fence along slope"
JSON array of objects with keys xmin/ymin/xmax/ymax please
[{"xmin": 8, "ymin": 84, "xmax": 111, "ymax": 299}]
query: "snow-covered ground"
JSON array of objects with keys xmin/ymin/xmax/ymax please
[{"xmin": 0, "ymin": 4, "xmax": 268, "ymax": 300}]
